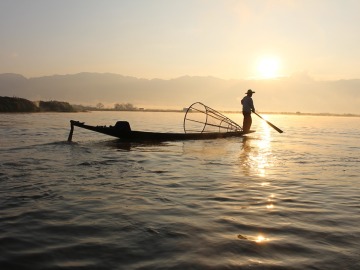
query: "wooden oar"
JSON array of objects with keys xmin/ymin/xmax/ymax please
[{"xmin": 253, "ymin": 112, "xmax": 283, "ymax": 133}]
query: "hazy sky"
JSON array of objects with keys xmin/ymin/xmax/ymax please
[{"xmin": 1, "ymin": 0, "xmax": 360, "ymax": 80}]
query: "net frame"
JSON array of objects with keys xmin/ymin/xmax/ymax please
[{"xmin": 183, "ymin": 102, "xmax": 243, "ymax": 133}]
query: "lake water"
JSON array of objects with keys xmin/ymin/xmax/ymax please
[{"xmin": 1, "ymin": 111, "xmax": 359, "ymax": 269}]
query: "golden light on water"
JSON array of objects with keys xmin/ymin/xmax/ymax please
[
  {"xmin": 239, "ymin": 114, "xmax": 279, "ymax": 178},
  {"xmin": 266, "ymin": 194, "xmax": 275, "ymax": 209},
  {"xmin": 240, "ymin": 118, "xmax": 273, "ymax": 177},
  {"xmin": 237, "ymin": 234, "xmax": 271, "ymax": 244},
  {"xmin": 253, "ymin": 121, "xmax": 272, "ymax": 177},
  {"xmin": 255, "ymin": 234, "xmax": 269, "ymax": 243}
]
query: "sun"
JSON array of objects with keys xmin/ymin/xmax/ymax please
[{"xmin": 257, "ymin": 57, "xmax": 280, "ymax": 79}]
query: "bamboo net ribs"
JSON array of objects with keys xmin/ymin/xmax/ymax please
[{"xmin": 183, "ymin": 102, "xmax": 242, "ymax": 134}]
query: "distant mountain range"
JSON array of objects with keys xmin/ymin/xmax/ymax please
[{"xmin": 1, "ymin": 72, "xmax": 360, "ymax": 114}]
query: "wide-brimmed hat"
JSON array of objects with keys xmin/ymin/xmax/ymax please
[{"xmin": 245, "ymin": 89, "xmax": 255, "ymax": 94}]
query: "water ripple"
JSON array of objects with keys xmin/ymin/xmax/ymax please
[{"xmin": 1, "ymin": 112, "xmax": 360, "ymax": 269}]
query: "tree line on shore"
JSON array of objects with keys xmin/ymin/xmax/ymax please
[
  {"xmin": 0, "ymin": 96, "xmax": 76, "ymax": 112},
  {"xmin": 0, "ymin": 96, "xmax": 142, "ymax": 113}
]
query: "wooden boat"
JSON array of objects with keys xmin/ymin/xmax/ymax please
[
  {"xmin": 68, "ymin": 120, "xmax": 253, "ymax": 142},
  {"xmin": 67, "ymin": 102, "xmax": 254, "ymax": 142}
]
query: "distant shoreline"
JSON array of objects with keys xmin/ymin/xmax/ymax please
[
  {"xmin": 252, "ymin": 111, "xmax": 360, "ymax": 117},
  {"xmin": 87, "ymin": 109, "xmax": 360, "ymax": 117},
  {"xmin": 1, "ymin": 96, "xmax": 359, "ymax": 117},
  {"xmin": 2, "ymin": 108, "xmax": 359, "ymax": 117}
]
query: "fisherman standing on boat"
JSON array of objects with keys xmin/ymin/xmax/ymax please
[{"xmin": 241, "ymin": 89, "xmax": 255, "ymax": 132}]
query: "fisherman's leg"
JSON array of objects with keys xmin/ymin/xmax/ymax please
[
  {"xmin": 243, "ymin": 112, "xmax": 250, "ymax": 132},
  {"xmin": 242, "ymin": 112, "xmax": 247, "ymax": 131}
]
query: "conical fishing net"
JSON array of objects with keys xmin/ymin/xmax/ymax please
[{"xmin": 183, "ymin": 102, "xmax": 242, "ymax": 133}]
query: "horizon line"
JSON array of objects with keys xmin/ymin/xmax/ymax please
[{"xmin": 2, "ymin": 71, "xmax": 360, "ymax": 82}]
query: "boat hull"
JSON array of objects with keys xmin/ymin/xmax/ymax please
[{"xmin": 69, "ymin": 120, "xmax": 254, "ymax": 142}]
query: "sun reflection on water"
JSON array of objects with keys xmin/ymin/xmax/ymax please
[
  {"xmin": 239, "ymin": 119, "xmax": 274, "ymax": 177},
  {"xmin": 255, "ymin": 234, "xmax": 269, "ymax": 243},
  {"xmin": 266, "ymin": 193, "xmax": 275, "ymax": 209},
  {"xmin": 237, "ymin": 233, "xmax": 271, "ymax": 244}
]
